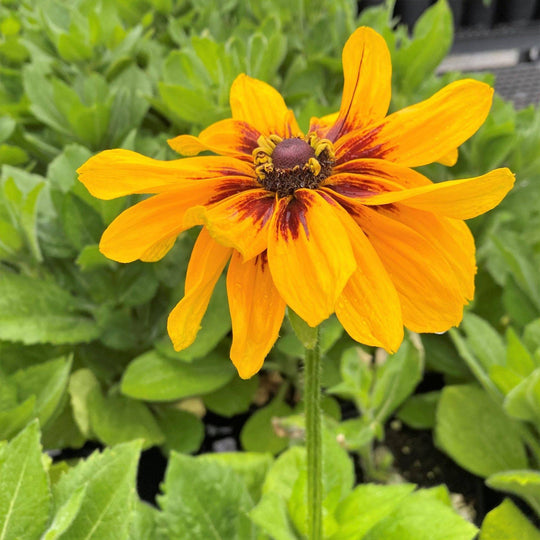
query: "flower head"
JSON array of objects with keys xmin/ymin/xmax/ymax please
[{"xmin": 78, "ymin": 27, "xmax": 514, "ymax": 379}]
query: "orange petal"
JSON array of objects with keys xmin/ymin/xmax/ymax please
[
  {"xmin": 436, "ymin": 148, "xmax": 458, "ymax": 166},
  {"xmin": 335, "ymin": 79, "xmax": 493, "ymax": 167},
  {"xmin": 325, "ymin": 160, "xmax": 432, "ymax": 199},
  {"xmin": 326, "ymin": 199, "xmax": 403, "ymax": 352},
  {"xmin": 140, "ymin": 236, "xmax": 177, "ymax": 262},
  {"xmin": 229, "ymin": 74, "xmax": 301, "ymax": 138},
  {"xmin": 99, "ymin": 176, "xmax": 257, "ymax": 263},
  {"xmin": 168, "ymin": 119, "xmax": 261, "ymax": 159},
  {"xmin": 77, "ymin": 149, "xmax": 255, "ymax": 200},
  {"xmin": 199, "ymin": 189, "xmax": 276, "ymax": 261},
  {"xmin": 326, "ymin": 27, "xmax": 392, "ymax": 142},
  {"xmin": 346, "ymin": 168, "xmax": 515, "ymax": 220},
  {"xmin": 309, "ymin": 112, "xmax": 338, "ymax": 139},
  {"xmin": 227, "ymin": 251, "xmax": 286, "ymax": 379},
  {"xmin": 334, "ymin": 195, "xmax": 465, "ymax": 332},
  {"xmin": 168, "ymin": 228, "xmax": 232, "ymax": 351},
  {"xmin": 267, "ymin": 189, "xmax": 356, "ymax": 327},
  {"xmin": 380, "ymin": 205, "xmax": 476, "ymax": 300}
]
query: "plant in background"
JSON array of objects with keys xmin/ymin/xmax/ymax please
[{"xmin": 78, "ymin": 24, "xmax": 513, "ymax": 539}]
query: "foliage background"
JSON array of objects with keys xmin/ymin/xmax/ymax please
[{"xmin": 0, "ymin": 0, "xmax": 540, "ymax": 538}]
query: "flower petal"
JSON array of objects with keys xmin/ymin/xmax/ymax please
[
  {"xmin": 230, "ymin": 74, "xmax": 301, "ymax": 138},
  {"xmin": 436, "ymin": 148, "xmax": 458, "ymax": 166},
  {"xmin": 99, "ymin": 176, "xmax": 257, "ymax": 263},
  {"xmin": 334, "ymin": 195, "xmax": 466, "ymax": 332},
  {"xmin": 326, "ymin": 27, "xmax": 392, "ymax": 142},
  {"xmin": 199, "ymin": 189, "xmax": 276, "ymax": 261},
  {"xmin": 345, "ymin": 168, "xmax": 515, "ymax": 220},
  {"xmin": 227, "ymin": 251, "xmax": 286, "ymax": 379},
  {"xmin": 267, "ymin": 189, "xmax": 356, "ymax": 327},
  {"xmin": 325, "ymin": 159, "xmax": 432, "ymax": 199},
  {"xmin": 168, "ymin": 228, "xmax": 232, "ymax": 351},
  {"xmin": 380, "ymin": 204, "xmax": 476, "ymax": 300},
  {"xmin": 328, "ymin": 200, "xmax": 403, "ymax": 352},
  {"xmin": 309, "ymin": 112, "xmax": 338, "ymax": 139},
  {"xmin": 335, "ymin": 79, "xmax": 493, "ymax": 167},
  {"xmin": 77, "ymin": 149, "xmax": 255, "ymax": 200},
  {"xmin": 168, "ymin": 119, "xmax": 261, "ymax": 159}
]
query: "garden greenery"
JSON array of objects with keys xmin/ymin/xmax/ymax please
[{"xmin": 0, "ymin": 0, "xmax": 539, "ymax": 538}]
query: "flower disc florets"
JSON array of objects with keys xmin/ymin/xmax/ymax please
[{"xmin": 253, "ymin": 133, "xmax": 335, "ymax": 197}]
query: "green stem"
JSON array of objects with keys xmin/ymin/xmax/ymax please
[{"xmin": 304, "ymin": 329, "xmax": 322, "ymax": 540}]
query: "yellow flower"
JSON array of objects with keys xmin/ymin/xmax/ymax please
[{"xmin": 78, "ymin": 27, "xmax": 514, "ymax": 379}]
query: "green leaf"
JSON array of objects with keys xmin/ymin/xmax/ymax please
[
  {"xmin": 460, "ymin": 313, "xmax": 506, "ymax": 370},
  {"xmin": 76, "ymin": 244, "xmax": 115, "ymax": 271},
  {"xmin": 397, "ymin": 391, "xmax": 440, "ymax": 430},
  {"xmin": 69, "ymin": 369, "xmax": 100, "ymax": 438},
  {"xmin": 198, "ymin": 452, "xmax": 273, "ymax": 504},
  {"xmin": 157, "ymin": 453, "xmax": 256, "ymax": 540},
  {"xmin": 487, "ymin": 470, "xmax": 540, "ymax": 514},
  {"xmin": 0, "ymin": 396, "xmax": 36, "ymax": 441},
  {"xmin": 262, "ymin": 446, "xmax": 306, "ymax": 501},
  {"xmin": 203, "ymin": 375, "xmax": 259, "ymax": 417},
  {"xmin": 288, "ymin": 432, "xmax": 354, "ymax": 538},
  {"xmin": 332, "ymin": 483, "xmax": 416, "ymax": 540},
  {"xmin": 129, "ymin": 501, "xmax": 158, "ymax": 540},
  {"xmin": 371, "ymin": 339, "xmax": 424, "ymax": 423},
  {"xmin": 249, "ymin": 492, "xmax": 298, "ymax": 540},
  {"xmin": 121, "ymin": 349, "xmax": 236, "ymax": 401},
  {"xmin": 363, "ymin": 488, "xmax": 477, "ymax": 540},
  {"xmin": 47, "ymin": 144, "xmax": 92, "ymax": 193},
  {"xmin": 88, "ymin": 390, "xmax": 164, "ymax": 449},
  {"xmin": 0, "ymin": 421, "xmax": 51, "ymax": 540},
  {"xmin": 506, "ymin": 327, "xmax": 536, "ymax": 376},
  {"xmin": 10, "ymin": 356, "xmax": 72, "ymax": 427},
  {"xmin": 435, "ymin": 385, "xmax": 528, "ymax": 477},
  {"xmin": 42, "ymin": 485, "xmax": 86, "ymax": 540},
  {"xmin": 394, "ymin": 0, "xmax": 453, "ymax": 94},
  {"xmin": 0, "ymin": 272, "xmax": 99, "ymax": 344},
  {"xmin": 480, "ymin": 499, "xmax": 540, "ymax": 540},
  {"xmin": 288, "ymin": 309, "xmax": 318, "ymax": 350},
  {"xmin": 240, "ymin": 394, "xmax": 292, "ymax": 455},
  {"xmin": 504, "ymin": 369, "xmax": 540, "ymax": 423},
  {"xmin": 154, "ymin": 406, "xmax": 204, "ymax": 455},
  {"xmin": 53, "ymin": 440, "xmax": 142, "ymax": 540}
]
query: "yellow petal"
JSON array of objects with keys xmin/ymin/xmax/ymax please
[
  {"xmin": 168, "ymin": 119, "xmax": 261, "ymax": 158},
  {"xmin": 229, "ymin": 74, "xmax": 301, "ymax": 138},
  {"xmin": 349, "ymin": 203, "xmax": 466, "ymax": 332},
  {"xmin": 201, "ymin": 189, "xmax": 276, "ymax": 261},
  {"xmin": 99, "ymin": 176, "xmax": 257, "ymax": 263},
  {"xmin": 349, "ymin": 168, "xmax": 515, "ymax": 220},
  {"xmin": 227, "ymin": 251, "xmax": 286, "ymax": 379},
  {"xmin": 140, "ymin": 236, "xmax": 177, "ymax": 262},
  {"xmin": 335, "ymin": 79, "xmax": 493, "ymax": 167},
  {"xmin": 267, "ymin": 189, "xmax": 356, "ymax": 327},
  {"xmin": 381, "ymin": 205, "xmax": 476, "ymax": 300},
  {"xmin": 77, "ymin": 149, "xmax": 255, "ymax": 200},
  {"xmin": 328, "ymin": 200, "xmax": 403, "ymax": 352},
  {"xmin": 167, "ymin": 228, "xmax": 232, "ymax": 351},
  {"xmin": 436, "ymin": 148, "xmax": 458, "ymax": 166},
  {"xmin": 326, "ymin": 27, "xmax": 392, "ymax": 142}
]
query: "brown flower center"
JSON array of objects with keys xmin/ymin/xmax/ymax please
[
  {"xmin": 252, "ymin": 133, "xmax": 335, "ymax": 197},
  {"xmin": 272, "ymin": 138, "xmax": 315, "ymax": 170}
]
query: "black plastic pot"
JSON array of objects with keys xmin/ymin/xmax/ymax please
[
  {"xmin": 394, "ymin": 0, "xmax": 433, "ymax": 29},
  {"xmin": 463, "ymin": 0, "xmax": 498, "ymax": 27},
  {"xmin": 500, "ymin": 0, "xmax": 537, "ymax": 22},
  {"xmin": 448, "ymin": 0, "xmax": 464, "ymax": 26},
  {"xmin": 359, "ymin": 0, "xmax": 385, "ymax": 9}
]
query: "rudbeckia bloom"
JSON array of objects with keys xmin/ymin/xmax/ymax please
[{"xmin": 78, "ymin": 27, "xmax": 514, "ymax": 379}]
